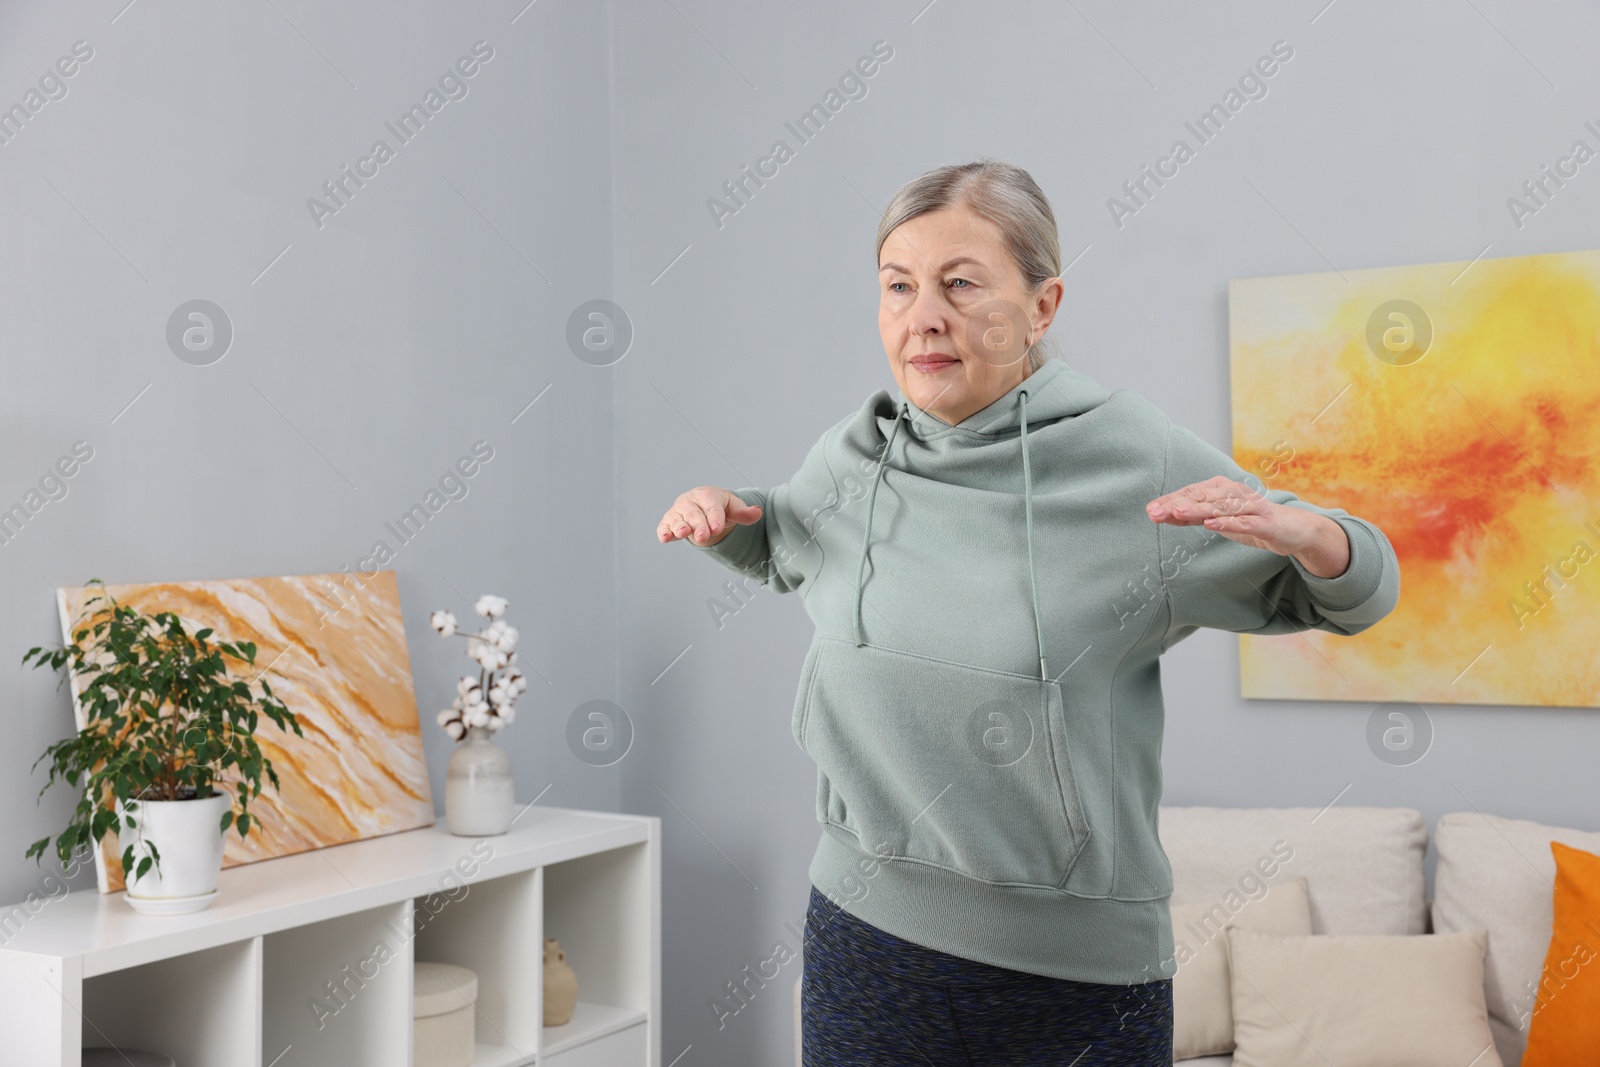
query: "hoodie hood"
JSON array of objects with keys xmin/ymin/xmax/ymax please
[{"xmin": 890, "ymin": 358, "xmax": 1113, "ymax": 441}]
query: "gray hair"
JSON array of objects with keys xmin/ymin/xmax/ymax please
[{"xmin": 875, "ymin": 159, "xmax": 1062, "ymax": 372}]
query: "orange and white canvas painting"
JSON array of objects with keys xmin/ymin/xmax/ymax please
[
  {"xmin": 57, "ymin": 570, "xmax": 435, "ymax": 892},
  {"xmin": 1229, "ymin": 248, "xmax": 1600, "ymax": 707}
]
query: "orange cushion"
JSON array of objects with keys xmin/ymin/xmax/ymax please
[{"xmin": 1522, "ymin": 841, "xmax": 1600, "ymax": 1065}]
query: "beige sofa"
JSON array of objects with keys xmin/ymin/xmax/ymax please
[{"xmin": 791, "ymin": 806, "xmax": 1599, "ymax": 1066}]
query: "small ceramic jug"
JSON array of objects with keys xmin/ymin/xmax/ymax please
[{"xmin": 543, "ymin": 937, "xmax": 578, "ymax": 1025}]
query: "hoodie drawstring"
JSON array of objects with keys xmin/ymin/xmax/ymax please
[
  {"xmin": 853, "ymin": 403, "xmax": 906, "ymax": 647},
  {"xmin": 854, "ymin": 392, "xmax": 1050, "ymax": 684},
  {"xmin": 1019, "ymin": 390, "xmax": 1048, "ymax": 682}
]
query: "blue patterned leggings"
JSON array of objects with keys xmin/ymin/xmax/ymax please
[{"xmin": 801, "ymin": 884, "xmax": 1173, "ymax": 1066}]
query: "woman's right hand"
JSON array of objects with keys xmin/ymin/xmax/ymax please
[{"xmin": 657, "ymin": 487, "xmax": 763, "ymax": 546}]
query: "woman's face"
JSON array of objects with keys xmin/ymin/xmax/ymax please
[{"xmin": 878, "ymin": 205, "xmax": 1063, "ymax": 426}]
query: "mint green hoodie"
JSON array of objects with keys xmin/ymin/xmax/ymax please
[{"xmin": 693, "ymin": 357, "xmax": 1399, "ymax": 984}]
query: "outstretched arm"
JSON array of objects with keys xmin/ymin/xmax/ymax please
[
  {"xmin": 656, "ymin": 418, "xmax": 856, "ymax": 595},
  {"xmin": 1149, "ymin": 418, "xmax": 1400, "ymax": 647}
]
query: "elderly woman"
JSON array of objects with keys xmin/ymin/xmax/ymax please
[{"xmin": 657, "ymin": 160, "xmax": 1399, "ymax": 1065}]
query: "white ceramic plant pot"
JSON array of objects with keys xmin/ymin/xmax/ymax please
[{"xmin": 117, "ymin": 792, "xmax": 230, "ymax": 914}]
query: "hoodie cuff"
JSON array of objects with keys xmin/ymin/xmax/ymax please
[{"xmin": 1287, "ymin": 513, "xmax": 1384, "ymax": 613}]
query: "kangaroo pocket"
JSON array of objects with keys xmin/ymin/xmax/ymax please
[{"xmin": 793, "ymin": 635, "xmax": 1091, "ymax": 891}]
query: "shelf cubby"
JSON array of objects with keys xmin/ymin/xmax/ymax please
[
  {"xmin": 542, "ymin": 843, "xmax": 654, "ymax": 1062},
  {"xmin": 413, "ymin": 867, "xmax": 542, "ymax": 1064},
  {"xmin": 262, "ymin": 900, "xmax": 412, "ymax": 1067},
  {"xmin": 82, "ymin": 936, "xmax": 260, "ymax": 1065},
  {"xmin": 0, "ymin": 806, "xmax": 660, "ymax": 1066}
]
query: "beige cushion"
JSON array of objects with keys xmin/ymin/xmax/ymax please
[
  {"xmin": 1228, "ymin": 928, "xmax": 1502, "ymax": 1067},
  {"xmin": 1432, "ymin": 812, "xmax": 1600, "ymax": 1067},
  {"xmin": 1160, "ymin": 806, "xmax": 1427, "ymax": 935},
  {"xmin": 1172, "ymin": 878, "xmax": 1311, "ymax": 1059}
]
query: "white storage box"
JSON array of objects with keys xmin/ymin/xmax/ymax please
[{"xmin": 414, "ymin": 961, "xmax": 479, "ymax": 1067}]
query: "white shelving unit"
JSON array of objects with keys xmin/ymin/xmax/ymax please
[{"xmin": 0, "ymin": 806, "xmax": 660, "ymax": 1067}]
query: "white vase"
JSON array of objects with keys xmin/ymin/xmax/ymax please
[
  {"xmin": 446, "ymin": 727, "xmax": 514, "ymax": 836},
  {"xmin": 117, "ymin": 792, "xmax": 230, "ymax": 912}
]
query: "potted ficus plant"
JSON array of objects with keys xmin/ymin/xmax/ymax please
[{"xmin": 24, "ymin": 578, "xmax": 303, "ymax": 914}]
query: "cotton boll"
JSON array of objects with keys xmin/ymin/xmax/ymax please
[
  {"xmin": 430, "ymin": 610, "xmax": 458, "ymax": 636},
  {"xmin": 445, "ymin": 720, "xmax": 466, "ymax": 740},
  {"xmin": 488, "ymin": 685, "xmax": 509, "ymax": 706},
  {"xmin": 468, "ymin": 708, "xmax": 491, "ymax": 728},
  {"xmin": 499, "ymin": 705, "xmax": 516, "ymax": 723},
  {"xmin": 474, "ymin": 594, "xmax": 508, "ymax": 618},
  {"xmin": 457, "ymin": 676, "xmax": 477, "ymax": 695},
  {"xmin": 485, "ymin": 621, "xmax": 518, "ymax": 652},
  {"xmin": 436, "ymin": 709, "xmax": 454, "ymax": 726},
  {"xmin": 472, "ymin": 642, "xmax": 506, "ymax": 671},
  {"xmin": 486, "ymin": 716, "xmax": 505, "ymax": 733}
]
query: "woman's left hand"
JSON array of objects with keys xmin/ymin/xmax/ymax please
[{"xmin": 1146, "ymin": 475, "xmax": 1350, "ymax": 578}]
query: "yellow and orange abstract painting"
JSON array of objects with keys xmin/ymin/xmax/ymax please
[
  {"xmin": 1230, "ymin": 248, "xmax": 1600, "ymax": 707},
  {"xmin": 57, "ymin": 571, "xmax": 435, "ymax": 893}
]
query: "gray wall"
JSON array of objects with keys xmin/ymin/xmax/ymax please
[
  {"xmin": 0, "ymin": 0, "xmax": 620, "ymax": 908},
  {"xmin": 611, "ymin": 1, "xmax": 1600, "ymax": 1065}
]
